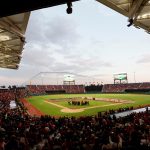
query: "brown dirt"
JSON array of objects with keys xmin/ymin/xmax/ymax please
[{"xmin": 20, "ymin": 98, "xmax": 44, "ymax": 117}]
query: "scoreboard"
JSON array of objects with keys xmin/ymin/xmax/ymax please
[{"xmin": 113, "ymin": 73, "xmax": 128, "ymax": 84}]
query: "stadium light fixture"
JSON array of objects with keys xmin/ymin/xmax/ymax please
[
  {"xmin": 66, "ymin": 1, "xmax": 72, "ymax": 14},
  {"xmin": 0, "ymin": 35, "xmax": 10, "ymax": 41},
  {"xmin": 127, "ymin": 18, "xmax": 133, "ymax": 27}
]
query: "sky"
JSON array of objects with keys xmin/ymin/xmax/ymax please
[{"xmin": 0, "ymin": 0, "xmax": 150, "ymax": 86}]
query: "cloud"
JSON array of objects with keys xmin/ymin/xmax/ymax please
[
  {"xmin": 137, "ymin": 54, "xmax": 150, "ymax": 64},
  {"xmin": 45, "ymin": 16, "xmax": 80, "ymax": 49},
  {"xmin": 26, "ymin": 12, "xmax": 80, "ymax": 50},
  {"xmin": 70, "ymin": 55, "xmax": 112, "ymax": 67},
  {"xmin": 16, "ymin": 5, "xmax": 113, "ymax": 85},
  {"xmin": 40, "ymin": 56, "xmax": 112, "ymax": 74},
  {"xmin": 26, "ymin": 12, "xmax": 46, "ymax": 44},
  {"xmin": 22, "ymin": 12, "xmax": 82, "ymax": 73},
  {"xmin": 22, "ymin": 10, "xmax": 113, "ymax": 79},
  {"xmin": 0, "ymin": 76, "xmax": 24, "ymax": 86},
  {"xmin": 22, "ymin": 43, "xmax": 56, "ymax": 70}
]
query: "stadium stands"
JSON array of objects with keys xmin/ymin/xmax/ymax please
[
  {"xmin": 27, "ymin": 85, "xmax": 85, "ymax": 95},
  {"xmin": 102, "ymin": 82, "xmax": 150, "ymax": 93},
  {"xmin": 0, "ymin": 97, "xmax": 149, "ymax": 149}
]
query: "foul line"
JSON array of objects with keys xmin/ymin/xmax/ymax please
[{"xmin": 45, "ymin": 100, "xmax": 66, "ymax": 109}]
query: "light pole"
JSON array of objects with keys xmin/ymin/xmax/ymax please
[
  {"xmin": 42, "ymin": 77, "xmax": 43, "ymax": 85},
  {"xmin": 134, "ymin": 72, "xmax": 136, "ymax": 83}
]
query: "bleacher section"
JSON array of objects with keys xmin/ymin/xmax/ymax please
[
  {"xmin": 0, "ymin": 88, "xmax": 26, "ymax": 111},
  {"xmin": 102, "ymin": 82, "xmax": 150, "ymax": 93},
  {"xmin": 0, "ymin": 88, "xmax": 27, "ymax": 101},
  {"xmin": 27, "ymin": 85, "xmax": 85, "ymax": 95},
  {"xmin": 0, "ymin": 89, "xmax": 15, "ymax": 101}
]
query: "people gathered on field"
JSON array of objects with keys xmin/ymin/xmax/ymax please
[
  {"xmin": 68, "ymin": 100, "xmax": 89, "ymax": 106},
  {"xmin": 0, "ymin": 89, "xmax": 150, "ymax": 150}
]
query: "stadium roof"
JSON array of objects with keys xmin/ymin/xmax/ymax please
[
  {"xmin": 0, "ymin": 0, "xmax": 79, "ymax": 69},
  {"xmin": 0, "ymin": 0, "xmax": 79, "ymax": 18},
  {"xmin": 97, "ymin": 0, "xmax": 150, "ymax": 33},
  {"xmin": 0, "ymin": 13, "xmax": 30, "ymax": 69}
]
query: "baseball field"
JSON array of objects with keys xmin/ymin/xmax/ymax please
[{"xmin": 24, "ymin": 93, "xmax": 150, "ymax": 117}]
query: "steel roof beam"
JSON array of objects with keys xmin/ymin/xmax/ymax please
[
  {"xmin": 128, "ymin": 0, "xmax": 144, "ymax": 19},
  {"xmin": 0, "ymin": 0, "xmax": 79, "ymax": 18},
  {"xmin": 0, "ymin": 20, "xmax": 25, "ymax": 38}
]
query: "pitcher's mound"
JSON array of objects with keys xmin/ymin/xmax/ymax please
[{"xmin": 61, "ymin": 108, "xmax": 84, "ymax": 113}]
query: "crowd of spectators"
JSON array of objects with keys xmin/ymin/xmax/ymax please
[
  {"xmin": 27, "ymin": 85, "xmax": 85, "ymax": 95},
  {"xmin": 0, "ymin": 106, "xmax": 149, "ymax": 150},
  {"xmin": 102, "ymin": 82, "xmax": 150, "ymax": 93},
  {"xmin": 104, "ymin": 106, "xmax": 134, "ymax": 115},
  {"xmin": 0, "ymin": 89, "xmax": 150, "ymax": 150}
]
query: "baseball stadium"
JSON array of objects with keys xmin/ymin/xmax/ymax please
[
  {"xmin": 18, "ymin": 72, "xmax": 150, "ymax": 117},
  {"xmin": 0, "ymin": 0, "xmax": 150, "ymax": 150}
]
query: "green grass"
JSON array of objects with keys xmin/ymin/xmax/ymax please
[
  {"xmin": 26, "ymin": 93, "xmax": 150, "ymax": 117},
  {"xmin": 57, "ymin": 100, "xmax": 111, "ymax": 108}
]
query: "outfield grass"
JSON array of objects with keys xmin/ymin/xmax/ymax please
[{"xmin": 27, "ymin": 93, "xmax": 150, "ymax": 117}]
